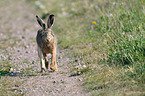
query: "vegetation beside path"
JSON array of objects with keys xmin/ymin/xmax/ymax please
[
  {"xmin": 35, "ymin": 0, "xmax": 145, "ymax": 95},
  {"xmin": 0, "ymin": 0, "xmax": 145, "ymax": 95}
]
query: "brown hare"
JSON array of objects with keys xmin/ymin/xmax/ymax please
[{"xmin": 36, "ymin": 14, "xmax": 58, "ymax": 73}]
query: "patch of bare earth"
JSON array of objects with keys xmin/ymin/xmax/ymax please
[{"xmin": 0, "ymin": 0, "xmax": 90, "ymax": 95}]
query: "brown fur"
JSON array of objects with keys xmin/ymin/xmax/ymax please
[{"xmin": 36, "ymin": 15, "xmax": 57, "ymax": 73}]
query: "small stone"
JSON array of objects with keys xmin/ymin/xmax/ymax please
[
  {"xmin": 32, "ymin": 61, "xmax": 34, "ymax": 64},
  {"xmin": 9, "ymin": 67, "xmax": 13, "ymax": 73},
  {"xmin": 58, "ymin": 56, "xmax": 62, "ymax": 59},
  {"xmin": 20, "ymin": 90, "xmax": 23, "ymax": 94},
  {"xmin": 83, "ymin": 65, "xmax": 86, "ymax": 68},
  {"xmin": 75, "ymin": 59, "xmax": 78, "ymax": 62},
  {"xmin": 24, "ymin": 45, "xmax": 29, "ymax": 48},
  {"xmin": 77, "ymin": 71, "xmax": 81, "ymax": 75},
  {"xmin": 8, "ymin": 56, "xmax": 12, "ymax": 60},
  {"xmin": 78, "ymin": 78, "xmax": 82, "ymax": 81},
  {"xmin": 22, "ymin": 36, "xmax": 25, "ymax": 39},
  {"xmin": 15, "ymin": 85, "xmax": 19, "ymax": 87},
  {"xmin": 25, "ymin": 51, "xmax": 29, "ymax": 53}
]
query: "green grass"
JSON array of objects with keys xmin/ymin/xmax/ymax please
[{"xmin": 34, "ymin": 0, "xmax": 145, "ymax": 95}]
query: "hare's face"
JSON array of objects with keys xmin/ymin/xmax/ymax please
[
  {"xmin": 42, "ymin": 31, "xmax": 53, "ymax": 42},
  {"xmin": 36, "ymin": 14, "xmax": 55, "ymax": 43}
]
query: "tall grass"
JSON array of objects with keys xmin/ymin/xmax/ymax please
[{"xmin": 33, "ymin": 0, "xmax": 145, "ymax": 95}]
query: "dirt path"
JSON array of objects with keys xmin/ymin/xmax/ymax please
[{"xmin": 0, "ymin": 0, "xmax": 90, "ymax": 96}]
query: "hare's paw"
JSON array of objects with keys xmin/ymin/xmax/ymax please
[
  {"xmin": 50, "ymin": 67, "xmax": 55, "ymax": 70},
  {"xmin": 50, "ymin": 67, "xmax": 58, "ymax": 71},
  {"xmin": 41, "ymin": 68, "xmax": 46, "ymax": 73},
  {"xmin": 55, "ymin": 68, "xmax": 58, "ymax": 71}
]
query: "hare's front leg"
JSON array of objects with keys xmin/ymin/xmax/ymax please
[
  {"xmin": 43, "ymin": 53, "xmax": 50, "ymax": 70},
  {"xmin": 51, "ymin": 48, "xmax": 58, "ymax": 71},
  {"xmin": 38, "ymin": 46, "xmax": 45, "ymax": 73}
]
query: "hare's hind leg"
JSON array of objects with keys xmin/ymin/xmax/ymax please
[
  {"xmin": 38, "ymin": 46, "xmax": 45, "ymax": 73},
  {"xmin": 43, "ymin": 53, "xmax": 50, "ymax": 70},
  {"xmin": 51, "ymin": 48, "xmax": 58, "ymax": 71}
]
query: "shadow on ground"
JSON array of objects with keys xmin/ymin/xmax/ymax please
[{"xmin": 0, "ymin": 70, "xmax": 60, "ymax": 77}]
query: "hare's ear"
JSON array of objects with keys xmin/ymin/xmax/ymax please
[
  {"xmin": 47, "ymin": 14, "xmax": 55, "ymax": 28},
  {"xmin": 36, "ymin": 15, "xmax": 46, "ymax": 30}
]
